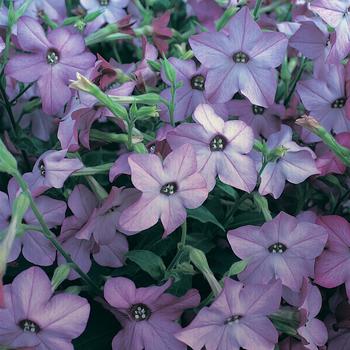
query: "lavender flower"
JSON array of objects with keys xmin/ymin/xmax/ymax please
[
  {"xmin": 104, "ymin": 277, "xmax": 200, "ymax": 350},
  {"xmin": 0, "ymin": 267, "xmax": 90, "ymax": 349},
  {"xmin": 5, "ymin": 16, "xmax": 95, "ymax": 114},
  {"xmin": 167, "ymin": 104, "xmax": 257, "ymax": 192},
  {"xmin": 176, "ymin": 278, "xmax": 282, "ymax": 350},
  {"xmin": 189, "ymin": 6, "xmax": 288, "ymax": 106},
  {"xmin": 228, "ymin": 212, "xmax": 328, "ymax": 291}
]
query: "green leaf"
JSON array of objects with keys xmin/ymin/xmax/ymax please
[
  {"xmin": 126, "ymin": 250, "xmax": 166, "ymax": 280},
  {"xmin": 216, "ymin": 180, "xmax": 238, "ymax": 199},
  {"xmin": 187, "ymin": 206, "xmax": 225, "ymax": 231}
]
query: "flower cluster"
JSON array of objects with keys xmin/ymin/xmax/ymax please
[{"xmin": 0, "ymin": 1, "xmax": 350, "ymax": 349}]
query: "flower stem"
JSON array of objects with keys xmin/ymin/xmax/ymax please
[
  {"xmin": 180, "ymin": 220, "xmax": 187, "ymax": 248},
  {"xmin": 285, "ymin": 56, "xmax": 306, "ymax": 106},
  {"xmin": 13, "ymin": 172, "xmax": 102, "ymax": 295},
  {"xmin": 253, "ymin": 0, "xmax": 263, "ymax": 20}
]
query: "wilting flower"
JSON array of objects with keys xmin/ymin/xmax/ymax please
[
  {"xmin": 227, "ymin": 99, "xmax": 284, "ymax": 138},
  {"xmin": 0, "ymin": 267, "xmax": 90, "ymax": 349},
  {"xmin": 255, "ymin": 125, "xmax": 319, "ymax": 199},
  {"xmin": 315, "ymin": 132, "xmax": 350, "ymax": 176},
  {"xmin": 159, "ymin": 58, "xmax": 227, "ymax": 123},
  {"xmin": 5, "ymin": 16, "xmax": 95, "ymax": 114},
  {"xmin": 176, "ymin": 278, "xmax": 282, "ymax": 350},
  {"xmin": 310, "ymin": 0, "xmax": 350, "ymax": 63},
  {"xmin": 167, "ymin": 104, "xmax": 257, "ymax": 192},
  {"xmin": 119, "ymin": 144, "xmax": 208, "ymax": 236},
  {"xmin": 151, "ymin": 12, "xmax": 173, "ymax": 53},
  {"xmin": 0, "ymin": 179, "xmax": 66, "ymax": 266},
  {"xmin": 228, "ymin": 212, "xmax": 328, "ymax": 291},
  {"xmin": 297, "ymin": 64, "xmax": 350, "ymax": 143},
  {"xmin": 23, "ymin": 149, "xmax": 83, "ymax": 197},
  {"xmin": 57, "ymin": 185, "xmax": 130, "ymax": 279},
  {"xmin": 315, "ymin": 215, "xmax": 350, "ymax": 299},
  {"xmin": 104, "ymin": 277, "xmax": 200, "ymax": 350},
  {"xmin": 189, "ymin": 6, "xmax": 288, "ymax": 106}
]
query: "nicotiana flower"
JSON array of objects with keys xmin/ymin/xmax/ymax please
[
  {"xmin": 0, "ymin": 179, "xmax": 66, "ymax": 266},
  {"xmin": 80, "ymin": 0, "xmax": 130, "ymax": 33},
  {"xmin": 187, "ymin": 0, "xmax": 223, "ymax": 31},
  {"xmin": 5, "ymin": 16, "xmax": 95, "ymax": 114},
  {"xmin": 228, "ymin": 211, "xmax": 328, "ymax": 291},
  {"xmin": 23, "ymin": 149, "xmax": 83, "ymax": 197},
  {"xmin": 227, "ymin": 99, "xmax": 284, "ymax": 138},
  {"xmin": 57, "ymin": 185, "xmax": 129, "ymax": 279},
  {"xmin": 255, "ymin": 125, "xmax": 319, "ymax": 199},
  {"xmin": 310, "ymin": 0, "xmax": 350, "ymax": 63},
  {"xmin": 297, "ymin": 64, "xmax": 350, "ymax": 143},
  {"xmin": 159, "ymin": 58, "xmax": 227, "ymax": 123},
  {"xmin": 0, "ymin": 267, "xmax": 90, "ymax": 350},
  {"xmin": 119, "ymin": 144, "xmax": 208, "ymax": 236},
  {"xmin": 176, "ymin": 278, "xmax": 282, "ymax": 350},
  {"xmin": 315, "ymin": 215, "xmax": 350, "ymax": 299},
  {"xmin": 104, "ymin": 277, "xmax": 200, "ymax": 350},
  {"xmin": 151, "ymin": 12, "xmax": 172, "ymax": 54},
  {"xmin": 315, "ymin": 132, "xmax": 350, "ymax": 176},
  {"xmin": 167, "ymin": 104, "xmax": 257, "ymax": 192},
  {"xmin": 189, "ymin": 6, "xmax": 288, "ymax": 106}
]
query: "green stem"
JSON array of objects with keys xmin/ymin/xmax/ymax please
[
  {"xmin": 180, "ymin": 220, "xmax": 187, "ymax": 248},
  {"xmin": 9, "ymin": 83, "xmax": 34, "ymax": 104},
  {"xmin": 253, "ymin": 0, "xmax": 263, "ymax": 20},
  {"xmin": 71, "ymin": 163, "xmax": 113, "ymax": 176},
  {"xmin": 13, "ymin": 173, "xmax": 101, "ymax": 295},
  {"xmin": 169, "ymin": 84, "xmax": 176, "ymax": 127},
  {"xmin": 224, "ymin": 192, "xmax": 250, "ymax": 224},
  {"xmin": 285, "ymin": 56, "xmax": 306, "ymax": 106}
]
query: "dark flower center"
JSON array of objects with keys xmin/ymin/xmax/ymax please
[
  {"xmin": 233, "ymin": 51, "xmax": 249, "ymax": 63},
  {"xmin": 46, "ymin": 48, "xmax": 59, "ymax": 65},
  {"xmin": 130, "ymin": 303, "xmax": 151, "ymax": 321},
  {"xmin": 210, "ymin": 135, "xmax": 227, "ymax": 152},
  {"xmin": 18, "ymin": 319, "xmax": 40, "ymax": 333},
  {"xmin": 38, "ymin": 160, "xmax": 46, "ymax": 177},
  {"xmin": 331, "ymin": 97, "xmax": 346, "ymax": 109},
  {"xmin": 99, "ymin": 0, "xmax": 109, "ymax": 5},
  {"xmin": 160, "ymin": 182, "xmax": 177, "ymax": 196},
  {"xmin": 225, "ymin": 314, "xmax": 242, "ymax": 325},
  {"xmin": 191, "ymin": 75, "xmax": 205, "ymax": 91},
  {"xmin": 268, "ymin": 242, "xmax": 287, "ymax": 253},
  {"xmin": 252, "ymin": 105, "xmax": 265, "ymax": 115}
]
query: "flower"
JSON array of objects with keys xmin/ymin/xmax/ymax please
[
  {"xmin": 104, "ymin": 277, "xmax": 200, "ymax": 350},
  {"xmin": 0, "ymin": 267, "xmax": 90, "ymax": 349},
  {"xmin": 167, "ymin": 104, "xmax": 257, "ymax": 192},
  {"xmin": 189, "ymin": 6, "xmax": 288, "ymax": 106},
  {"xmin": 315, "ymin": 215, "xmax": 350, "ymax": 299},
  {"xmin": 0, "ymin": 179, "xmax": 66, "ymax": 266},
  {"xmin": 255, "ymin": 125, "xmax": 319, "ymax": 199},
  {"xmin": 5, "ymin": 16, "xmax": 95, "ymax": 114},
  {"xmin": 310, "ymin": 0, "xmax": 350, "ymax": 63},
  {"xmin": 227, "ymin": 99, "xmax": 284, "ymax": 138},
  {"xmin": 159, "ymin": 58, "xmax": 228, "ymax": 123},
  {"xmin": 23, "ymin": 149, "xmax": 83, "ymax": 197},
  {"xmin": 57, "ymin": 185, "xmax": 130, "ymax": 279},
  {"xmin": 119, "ymin": 144, "xmax": 208, "ymax": 236},
  {"xmin": 151, "ymin": 12, "xmax": 173, "ymax": 54},
  {"xmin": 228, "ymin": 211, "xmax": 328, "ymax": 291},
  {"xmin": 297, "ymin": 64, "xmax": 350, "ymax": 143},
  {"xmin": 175, "ymin": 278, "xmax": 282, "ymax": 350}
]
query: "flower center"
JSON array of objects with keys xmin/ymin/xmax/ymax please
[
  {"xmin": 46, "ymin": 48, "xmax": 59, "ymax": 65},
  {"xmin": 233, "ymin": 51, "xmax": 249, "ymax": 63},
  {"xmin": 160, "ymin": 182, "xmax": 177, "ymax": 196},
  {"xmin": 252, "ymin": 105, "xmax": 265, "ymax": 115},
  {"xmin": 18, "ymin": 319, "xmax": 40, "ymax": 333},
  {"xmin": 191, "ymin": 75, "xmax": 205, "ymax": 91},
  {"xmin": 331, "ymin": 97, "xmax": 346, "ymax": 109},
  {"xmin": 130, "ymin": 303, "xmax": 151, "ymax": 321},
  {"xmin": 210, "ymin": 135, "xmax": 227, "ymax": 152},
  {"xmin": 268, "ymin": 242, "xmax": 287, "ymax": 253},
  {"xmin": 38, "ymin": 160, "xmax": 46, "ymax": 177},
  {"xmin": 225, "ymin": 315, "xmax": 242, "ymax": 325},
  {"xmin": 99, "ymin": 0, "xmax": 109, "ymax": 5}
]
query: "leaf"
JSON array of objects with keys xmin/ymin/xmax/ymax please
[
  {"xmin": 126, "ymin": 250, "xmax": 166, "ymax": 280},
  {"xmin": 216, "ymin": 180, "xmax": 238, "ymax": 199},
  {"xmin": 187, "ymin": 206, "xmax": 225, "ymax": 231}
]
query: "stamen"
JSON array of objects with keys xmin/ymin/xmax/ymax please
[
  {"xmin": 209, "ymin": 135, "xmax": 227, "ymax": 152},
  {"xmin": 130, "ymin": 303, "xmax": 151, "ymax": 321},
  {"xmin": 18, "ymin": 319, "xmax": 40, "ymax": 333},
  {"xmin": 38, "ymin": 160, "xmax": 46, "ymax": 177},
  {"xmin": 160, "ymin": 182, "xmax": 177, "ymax": 196},
  {"xmin": 46, "ymin": 49, "xmax": 59, "ymax": 65},
  {"xmin": 233, "ymin": 51, "xmax": 250, "ymax": 64},
  {"xmin": 225, "ymin": 315, "xmax": 242, "ymax": 325},
  {"xmin": 252, "ymin": 105, "xmax": 265, "ymax": 115},
  {"xmin": 331, "ymin": 97, "xmax": 346, "ymax": 109},
  {"xmin": 268, "ymin": 242, "xmax": 287, "ymax": 253},
  {"xmin": 191, "ymin": 75, "xmax": 205, "ymax": 91}
]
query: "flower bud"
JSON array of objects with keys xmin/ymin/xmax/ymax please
[{"xmin": 0, "ymin": 138, "xmax": 18, "ymax": 175}]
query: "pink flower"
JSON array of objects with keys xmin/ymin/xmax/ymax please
[
  {"xmin": 119, "ymin": 144, "xmax": 208, "ymax": 236},
  {"xmin": 104, "ymin": 277, "xmax": 200, "ymax": 350},
  {"xmin": 167, "ymin": 104, "xmax": 257, "ymax": 191},
  {"xmin": 0, "ymin": 267, "xmax": 90, "ymax": 349},
  {"xmin": 228, "ymin": 212, "xmax": 328, "ymax": 291},
  {"xmin": 176, "ymin": 278, "xmax": 282, "ymax": 350}
]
